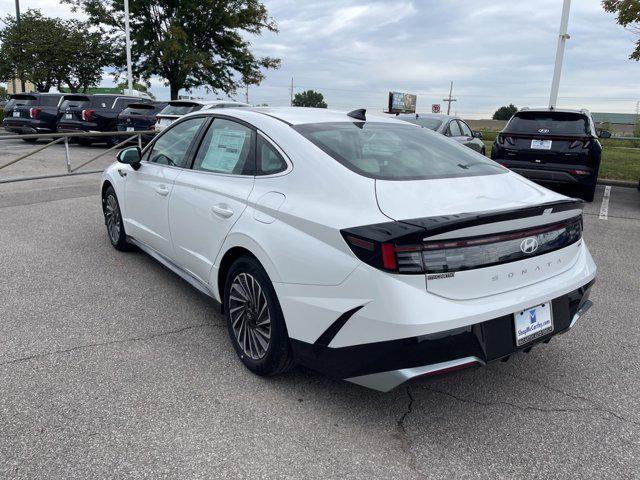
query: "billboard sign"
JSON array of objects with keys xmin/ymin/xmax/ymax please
[{"xmin": 388, "ymin": 91, "xmax": 417, "ymax": 114}]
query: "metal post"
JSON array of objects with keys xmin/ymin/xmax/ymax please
[
  {"xmin": 64, "ymin": 136, "xmax": 71, "ymax": 173},
  {"xmin": 15, "ymin": 0, "xmax": 25, "ymax": 92},
  {"xmin": 443, "ymin": 81, "xmax": 456, "ymax": 115},
  {"xmin": 138, "ymin": 133, "xmax": 142, "ymax": 149},
  {"xmin": 290, "ymin": 77, "xmax": 294, "ymax": 106},
  {"xmin": 124, "ymin": 0, "xmax": 134, "ymax": 94},
  {"xmin": 549, "ymin": 0, "xmax": 572, "ymax": 109}
]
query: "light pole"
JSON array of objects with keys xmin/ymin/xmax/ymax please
[
  {"xmin": 549, "ymin": 0, "xmax": 571, "ymax": 109},
  {"xmin": 15, "ymin": 0, "xmax": 25, "ymax": 92},
  {"xmin": 124, "ymin": 0, "xmax": 134, "ymax": 95}
]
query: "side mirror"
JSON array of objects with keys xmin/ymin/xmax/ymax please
[
  {"xmin": 473, "ymin": 131, "xmax": 483, "ymax": 139},
  {"xmin": 117, "ymin": 146, "xmax": 142, "ymax": 169},
  {"xmin": 598, "ymin": 130, "xmax": 611, "ymax": 139}
]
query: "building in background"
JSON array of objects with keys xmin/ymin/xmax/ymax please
[{"xmin": 7, "ymin": 79, "xmax": 36, "ymax": 94}]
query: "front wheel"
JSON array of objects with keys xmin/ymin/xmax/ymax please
[
  {"xmin": 224, "ymin": 256, "xmax": 295, "ymax": 376},
  {"xmin": 582, "ymin": 185, "xmax": 596, "ymax": 203},
  {"xmin": 102, "ymin": 186, "xmax": 130, "ymax": 251}
]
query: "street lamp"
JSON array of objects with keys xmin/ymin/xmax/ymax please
[
  {"xmin": 124, "ymin": 0, "xmax": 133, "ymax": 95},
  {"xmin": 549, "ymin": 0, "xmax": 571, "ymax": 109}
]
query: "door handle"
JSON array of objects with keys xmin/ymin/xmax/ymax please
[
  {"xmin": 154, "ymin": 185, "xmax": 170, "ymax": 197},
  {"xmin": 210, "ymin": 204, "xmax": 234, "ymax": 218}
]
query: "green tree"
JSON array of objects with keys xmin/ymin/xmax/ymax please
[
  {"xmin": 0, "ymin": 10, "xmax": 112, "ymax": 93},
  {"xmin": 0, "ymin": 10, "xmax": 68, "ymax": 92},
  {"xmin": 292, "ymin": 90, "xmax": 327, "ymax": 108},
  {"xmin": 0, "ymin": 85, "xmax": 8, "ymax": 100},
  {"xmin": 63, "ymin": 0, "xmax": 281, "ymax": 100},
  {"xmin": 59, "ymin": 24, "xmax": 113, "ymax": 93},
  {"xmin": 603, "ymin": 1, "xmax": 640, "ymax": 60},
  {"xmin": 492, "ymin": 104, "xmax": 518, "ymax": 120}
]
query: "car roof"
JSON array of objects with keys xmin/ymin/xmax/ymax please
[
  {"xmin": 245, "ymin": 107, "xmax": 408, "ymax": 125},
  {"xmin": 517, "ymin": 107, "xmax": 590, "ymax": 116},
  {"xmin": 397, "ymin": 112, "xmax": 456, "ymax": 121},
  {"xmin": 168, "ymin": 99, "xmax": 250, "ymax": 106}
]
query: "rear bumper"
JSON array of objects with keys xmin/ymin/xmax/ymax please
[
  {"xmin": 2, "ymin": 119, "xmax": 54, "ymax": 134},
  {"xmin": 291, "ymin": 280, "xmax": 595, "ymax": 391}
]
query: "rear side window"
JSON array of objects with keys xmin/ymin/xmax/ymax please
[
  {"xmin": 193, "ymin": 118, "xmax": 255, "ymax": 175},
  {"xmin": 506, "ymin": 112, "xmax": 589, "ymax": 135},
  {"xmin": 160, "ymin": 103, "xmax": 203, "ymax": 116},
  {"xmin": 257, "ymin": 135, "xmax": 287, "ymax": 175},
  {"xmin": 60, "ymin": 96, "xmax": 91, "ymax": 109},
  {"xmin": 294, "ymin": 122, "xmax": 503, "ymax": 180}
]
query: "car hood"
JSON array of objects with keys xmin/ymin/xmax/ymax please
[{"xmin": 375, "ymin": 172, "xmax": 567, "ymax": 221}]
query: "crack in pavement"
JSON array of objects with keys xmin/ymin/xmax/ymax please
[
  {"xmin": 489, "ymin": 367, "xmax": 640, "ymax": 428},
  {"xmin": 0, "ymin": 323, "xmax": 223, "ymax": 367},
  {"xmin": 395, "ymin": 387, "xmax": 427, "ymax": 479},
  {"xmin": 423, "ymin": 385, "xmax": 640, "ymax": 428}
]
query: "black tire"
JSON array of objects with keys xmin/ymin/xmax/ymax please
[
  {"xmin": 582, "ymin": 185, "xmax": 596, "ymax": 203},
  {"xmin": 21, "ymin": 137, "xmax": 37, "ymax": 143},
  {"xmin": 102, "ymin": 186, "xmax": 130, "ymax": 251},
  {"xmin": 223, "ymin": 256, "xmax": 295, "ymax": 376},
  {"xmin": 78, "ymin": 139, "xmax": 92, "ymax": 146}
]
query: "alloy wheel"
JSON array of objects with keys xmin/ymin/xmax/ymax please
[
  {"xmin": 228, "ymin": 272, "xmax": 272, "ymax": 360},
  {"xmin": 104, "ymin": 194, "xmax": 121, "ymax": 244}
]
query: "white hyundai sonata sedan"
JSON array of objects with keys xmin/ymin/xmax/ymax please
[{"xmin": 101, "ymin": 107, "xmax": 596, "ymax": 391}]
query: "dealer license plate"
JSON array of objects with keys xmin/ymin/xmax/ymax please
[
  {"xmin": 126, "ymin": 126, "xmax": 134, "ymax": 132},
  {"xmin": 65, "ymin": 113, "xmax": 73, "ymax": 119},
  {"xmin": 13, "ymin": 111, "xmax": 20, "ymax": 117},
  {"xmin": 514, "ymin": 303, "xmax": 553, "ymax": 346},
  {"xmin": 531, "ymin": 139, "xmax": 552, "ymax": 150}
]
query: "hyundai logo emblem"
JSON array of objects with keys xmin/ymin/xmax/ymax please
[
  {"xmin": 538, "ymin": 128, "xmax": 550, "ymax": 133},
  {"xmin": 520, "ymin": 237, "xmax": 539, "ymax": 254}
]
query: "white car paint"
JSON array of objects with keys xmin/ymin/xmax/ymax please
[{"xmin": 102, "ymin": 107, "xmax": 597, "ymax": 391}]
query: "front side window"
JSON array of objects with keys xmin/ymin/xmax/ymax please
[
  {"xmin": 193, "ymin": 118, "xmax": 255, "ymax": 175},
  {"xmin": 448, "ymin": 121, "xmax": 462, "ymax": 137},
  {"xmin": 459, "ymin": 121, "xmax": 473, "ymax": 137},
  {"xmin": 257, "ymin": 135, "xmax": 287, "ymax": 175},
  {"xmin": 147, "ymin": 117, "xmax": 207, "ymax": 168},
  {"xmin": 294, "ymin": 122, "xmax": 503, "ymax": 180}
]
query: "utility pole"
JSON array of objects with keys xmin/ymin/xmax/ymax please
[
  {"xmin": 245, "ymin": 84, "xmax": 249, "ymax": 104},
  {"xmin": 443, "ymin": 81, "xmax": 456, "ymax": 115},
  {"xmin": 124, "ymin": 0, "xmax": 134, "ymax": 95},
  {"xmin": 549, "ymin": 0, "xmax": 571, "ymax": 109},
  {"xmin": 290, "ymin": 77, "xmax": 294, "ymax": 106},
  {"xmin": 15, "ymin": 0, "xmax": 25, "ymax": 92}
]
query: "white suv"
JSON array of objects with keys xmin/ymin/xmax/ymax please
[{"xmin": 101, "ymin": 107, "xmax": 596, "ymax": 391}]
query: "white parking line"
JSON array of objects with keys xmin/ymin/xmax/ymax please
[{"xmin": 599, "ymin": 186, "xmax": 611, "ymax": 220}]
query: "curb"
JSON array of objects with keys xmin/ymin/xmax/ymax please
[{"xmin": 597, "ymin": 178, "xmax": 639, "ymax": 189}]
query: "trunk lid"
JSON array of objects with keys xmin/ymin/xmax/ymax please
[{"xmin": 374, "ymin": 174, "xmax": 584, "ymax": 300}]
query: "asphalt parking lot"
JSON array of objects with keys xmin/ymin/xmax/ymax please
[{"xmin": 1, "ymin": 138, "xmax": 639, "ymax": 479}]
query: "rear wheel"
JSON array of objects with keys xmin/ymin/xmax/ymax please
[
  {"xmin": 224, "ymin": 256, "xmax": 295, "ymax": 376},
  {"xmin": 21, "ymin": 137, "xmax": 37, "ymax": 143},
  {"xmin": 78, "ymin": 139, "xmax": 92, "ymax": 146},
  {"xmin": 102, "ymin": 186, "xmax": 130, "ymax": 251},
  {"xmin": 582, "ymin": 185, "xmax": 596, "ymax": 202}
]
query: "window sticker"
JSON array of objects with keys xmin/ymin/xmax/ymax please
[{"xmin": 200, "ymin": 129, "xmax": 248, "ymax": 172}]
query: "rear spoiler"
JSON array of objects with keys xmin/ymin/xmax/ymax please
[{"xmin": 343, "ymin": 199, "xmax": 584, "ymax": 243}]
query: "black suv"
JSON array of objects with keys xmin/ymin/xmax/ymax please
[
  {"xmin": 116, "ymin": 101, "xmax": 167, "ymax": 143},
  {"xmin": 491, "ymin": 108, "xmax": 603, "ymax": 201},
  {"xmin": 2, "ymin": 93, "xmax": 65, "ymax": 142},
  {"xmin": 56, "ymin": 94, "xmax": 147, "ymax": 146}
]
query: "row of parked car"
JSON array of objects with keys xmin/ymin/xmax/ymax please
[
  {"xmin": 1, "ymin": 92, "xmax": 248, "ymax": 146},
  {"xmin": 397, "ymin": 108, "xmax": 609, "ymax": 202}
]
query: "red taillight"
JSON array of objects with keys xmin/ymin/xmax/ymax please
[
  {"xmin": 29, "ymin": 107, "xmax": 42, "ymax": 119},
  {"xmin": 569, "ymin": 169, "xmax": 590, "ymax": 176},
  {"xmin": 82, "ymin": 109, "xmax": 96, "ymax": 121},
  {"xmin": 380, "ymin": 243, "xmax": 397, "ymax": 270}
]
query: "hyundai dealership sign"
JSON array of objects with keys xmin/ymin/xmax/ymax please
[{"xmin": 388, "ymin": 91, "xmax": 417, "ymax": 114}]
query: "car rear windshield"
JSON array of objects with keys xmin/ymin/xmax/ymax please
[
  {"xmin": 122, "ymin": 104, "xmax": 157, "ymax": 115},
  {"xmin": 6, "ymin": 95, "xmax": 38, "ymax": 108},
  {"xmin": 60, "ymin": 96, "xmax": 91, "ymax": 109},
  {"xmin": 506, "ymin": 112, "xmax": 589, "ymax": 135},
  {"xmin": 294, "ymin": 122, "xmax": 503, "ymax": 180},
  {"xmin": 404, "ymin": 117, "xmax": 443, "ymax": 131},
  {"xmin": 159, "ymin": 103, "xmax": 203, "ymax": 116}
]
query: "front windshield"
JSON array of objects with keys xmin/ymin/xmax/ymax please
[
  {"xmin": 294, "ymin": 122, "xmax": 503, "ymax": 180},
  {"xmin": 404, "ymin": 117, "xmax": 443, "ymax": 131}
]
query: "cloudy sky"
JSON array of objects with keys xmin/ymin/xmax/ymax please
[{"xmin": 1, "ymin": 0, "xmax": 639, "ymax": 117}]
